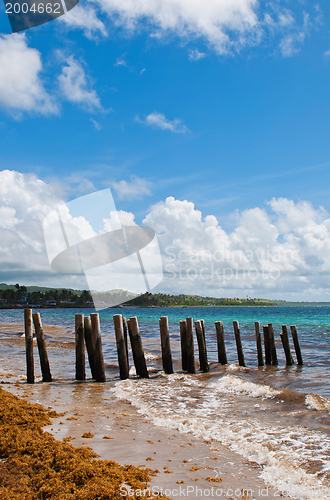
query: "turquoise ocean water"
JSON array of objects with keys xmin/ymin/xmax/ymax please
[{"xmin": 1, "ymin": 305, "xmax": 329, "ymax": 394}]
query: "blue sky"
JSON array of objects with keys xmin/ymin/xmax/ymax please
[{"xmin": 1, "ymin": 1, "xmax": 330, "ymax": 300}]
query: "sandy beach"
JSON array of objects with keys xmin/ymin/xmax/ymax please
[{"xmin": 1, "ymin": 373, "xmax": 279, "ymax": 499}]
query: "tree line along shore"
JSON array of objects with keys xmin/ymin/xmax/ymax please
[
  {"xmin": 0, "ymin": 284, "xmax": 275, "ymax": 309},
  {"xmin": 1, "ymin": 284, "xmax": 327, "ymax": 308}
]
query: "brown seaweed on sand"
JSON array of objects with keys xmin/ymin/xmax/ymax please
[{"xmin": 0, "ymin": 387, "xmax": 169, "ymax": 500}]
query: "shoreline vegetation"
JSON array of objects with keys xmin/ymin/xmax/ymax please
[
  {"xmin": 0, "ymin": 386, "xmax": 167, "ymax": 500},
  {"xmin": 1, "ymin": 283, "xmax": 329, "ymax": 309}
]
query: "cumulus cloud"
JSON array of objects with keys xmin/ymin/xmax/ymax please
[
  {"xmin": 143, "ymin": 196, "xmax": 330, "ymax": 300},
  {"xmin": 58, "ymin": 56, "xmax": 102, "ymax": 112},
  {"xmin": 0, "ymin": 170, "xmax": 62, "ymax": 279},
  {"xmin": 111, "ymin": 176, "xmax": 152, "ymax": 200},
  {"xmin": 136, "ymin": 112, "xmax": 188, "ymax": 133},
  {"xmin": 0, "ymin": 34, "xmax": 57, "ymax": 117},
  {"xmin": 3, "ymin": 172, "xmax": 330, "ymax": 300},
  {"xmin": 60, "ymin": 5, "xmax": 107, "ymax": 38},
  {"xmin": 0, "ymin": 170, "xmax": 104, "ymax": 288},
  {"xmin": 104, "ymin": 210, "xmax": 136, "ymax": 230}
]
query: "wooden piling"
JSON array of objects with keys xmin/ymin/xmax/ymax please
[
  {"xmin": 263, "ymin": 325, "xmax": 272, "ymax": 365},
  {"xmin": 128, "ymin": 317, "xmax": 149, "ymax": 378},
  {"xmin": 194, "ymin": 320, "xmax": 209, "ymax": 372},
  {"xmin": 113, "ymin": 314, "xmax": 129, "ymax": 380},
  {"xmin": 233, "ymin": 321, "xmax": 246, "ymax": 367},
  {"xmin": 186, "ymin": 318, "xmax": 195, "ymax": 374},
  {"xmin": 290, "ymin": 325, "xmax": 303, "ymax": 366},
  {"xmin": 90, "ymin": 313, "xmax": 106, "ymax": 382},
  {"xmin": 84, "ymin": 316, "xmax": 96, "ymax": 379},
  {"xmin": 215, "ymin": 321, "xmax": 227, "ymax": 365},
  {"xmin": 280, "ymin": 325, "xmax": 294, "ymax": 366},
  {"xmin": 75, "ymin": 314, "xmax": 85, "ymax": 381},
  {"xmin": 32, "ymin": 313, "xmax": 52, "ymax": 382},
  {"xmin": 180, "ymin": 320, "xmax": 188, "ymax": 371},
  {"xmin": 268, "ymin": 323, "xmax": 278, "ymax": 366},
  {"xmin": 122, "ymin": 316, "xmax": 129, "ymax": 369},
  {"xmin": 255, "ymin": 322, "xmax": 264, "ymax": 367},
  {"xmin": 159, "ymin": 316, "xmax": 174, "ymax": 374},
  {"xmin": 24, "ymin": 308, "xmax": 34, "ymax": 384},
  {"xmin": 201, "ymin": 319, "xmax": 206, "ymax": 343}
]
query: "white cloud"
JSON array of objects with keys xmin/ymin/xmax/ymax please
[
  {"xmin": 58, "ymin": 56, "xmax": 102, "ymax": 112},
  {"xmin": 62, "ymin": 174, "xmax": 97, "ymax": 195},
  {"xmin": 111, "ymin": 176, "xmax": 152, "ymax": 200},
  {"xmin": 104, "ymin": 210, "xmax": 136, "ymax": 230},
  {"xmin": 277, "ymin": 9, "xmax": 295, "ymax": 27},
  {"xmin": 3, "ymin": 172, "xmax": 330, "ymax": 301},
  {"xmin": 143, "ymin": 196, "xmax": 330, "ymax": 300},
  {"xmin": 94, "ymin": 0, "xmax": 260, "ymax": 54},
  {"xmin": 136, "ymin": 111, "xmax": 188, "ymax": 133},
  {"xmin": 188, "ymin": 49, "xmax": 206, "ymax": 61},
  {"xmin": 0, "ymin": 170, "xmax": 104, "ymax": 289},
  {"xmin": 0, "ymin": 34, "xmax": 57, "ymax": 117},
  {"xmin": 90, "ymin": 118, "xmax": 102, "ymax": 130},
  {"xmin": 114, "ymin": 56, "xmax": 127, "ymax": 67},
  {"xmin": 279, "ymin": 31, "xmax": 305, "ymax": 57},
  {"xmin": 0, "ymin": 170, "xmax": 62, "ymax": 277},
  {"xmin": 278, "ymin": 12, "xmax": 310, "ymax": 57},
  {"xmin": 88, "ymin": 0, "xmax": 319, "ymax": 57},
  {"xmin": 60, "ymin": 5, "xmax": 107, "ymax": 38}
]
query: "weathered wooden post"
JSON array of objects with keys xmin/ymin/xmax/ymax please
[
  {"xmin": 159, "ymin": 316, "xmax": 173, "ymax": 374},
  {"xmin": 233, "ymin": 321, "xmax": 246, "ymax": 367},
  {"xmin": 215, "ymin": 321, "xmax": 227, "ymax": 365},
  {"xmin": 24, "ymin": 308, "xmax": 34, "ymax": 384},
  {"xmin": 194, "ymin": 320, "xmax": 209, "ymax": 372},
  {"xmin": 255, "ymin": 322, "xmax": 264, "ymax": 367},
  {"xmin": 32, "ymin": 313, "xmax": 52, "ymax": 382},
  {"xmin": 113, "ymin": 314, "xmax": 129, "ymax": 380},
  {"xmin": 75, "ymin": 314, "xmax": 85, "ymax": 381},
  {"xmin": 180, "ymin": 320, "xmax": 188, "ymax": 371},
  {"xmin": 280, "ymin": 325, "xmax": 294, "ymax": 366},
  {"xmin": 201, "ymin": 319, "xmax": 206, "ymax": 343},
  {"xmin": 268, "ymin": 323, "xmax": 278, "ymax": 366},
  {"xmin": 290, "ymin": 325, "xmax": 303, "ymax": 366},
  {"xmin": 186, "ymin": 317, "xmax": 195, "ymax": 374},
  {"xmin": 128, "ymin": 317, "xmax": 149, "ymax": 378},
  {"xmin": 84, "ymin": 316, "xmax": 96, "ymax": 379},
  {"xmin": 263, "ymin": 325, "xmax": 272, "ymax": 365},
  {"xmin": 122, "ymin": 316, "xmax": 129, "ymax": 369},
  {"xmin": 90, "ymin": 313, "xmax": 106, "ymax": 382}
]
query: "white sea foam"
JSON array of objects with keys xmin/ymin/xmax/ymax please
[
  {"xmin": 305, "ymin": 393, "xmax": 330, "ymax": 412},
  {"xmin": 210, "ymin": 374, "xmax": 281, "ymax": 399},
  {"xmin": 128, "ymin": 365, "xmax": 136, "ymax": 376},
  {"xmin": 112, "ymin": 375, "xmax": 330, "ymax": 500},
  {"xmin": 144, "ymin": 352, "xmax": 161, "ymax": 361}
]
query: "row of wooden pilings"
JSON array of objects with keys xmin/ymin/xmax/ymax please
[{"xmin": 23, "ymin": 308, "xmax": 303, "ymax": 384}]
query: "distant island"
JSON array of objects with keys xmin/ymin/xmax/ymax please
[{"xmin": 0, "ymin": 283, "xmax": 329, "ymax": 308}]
